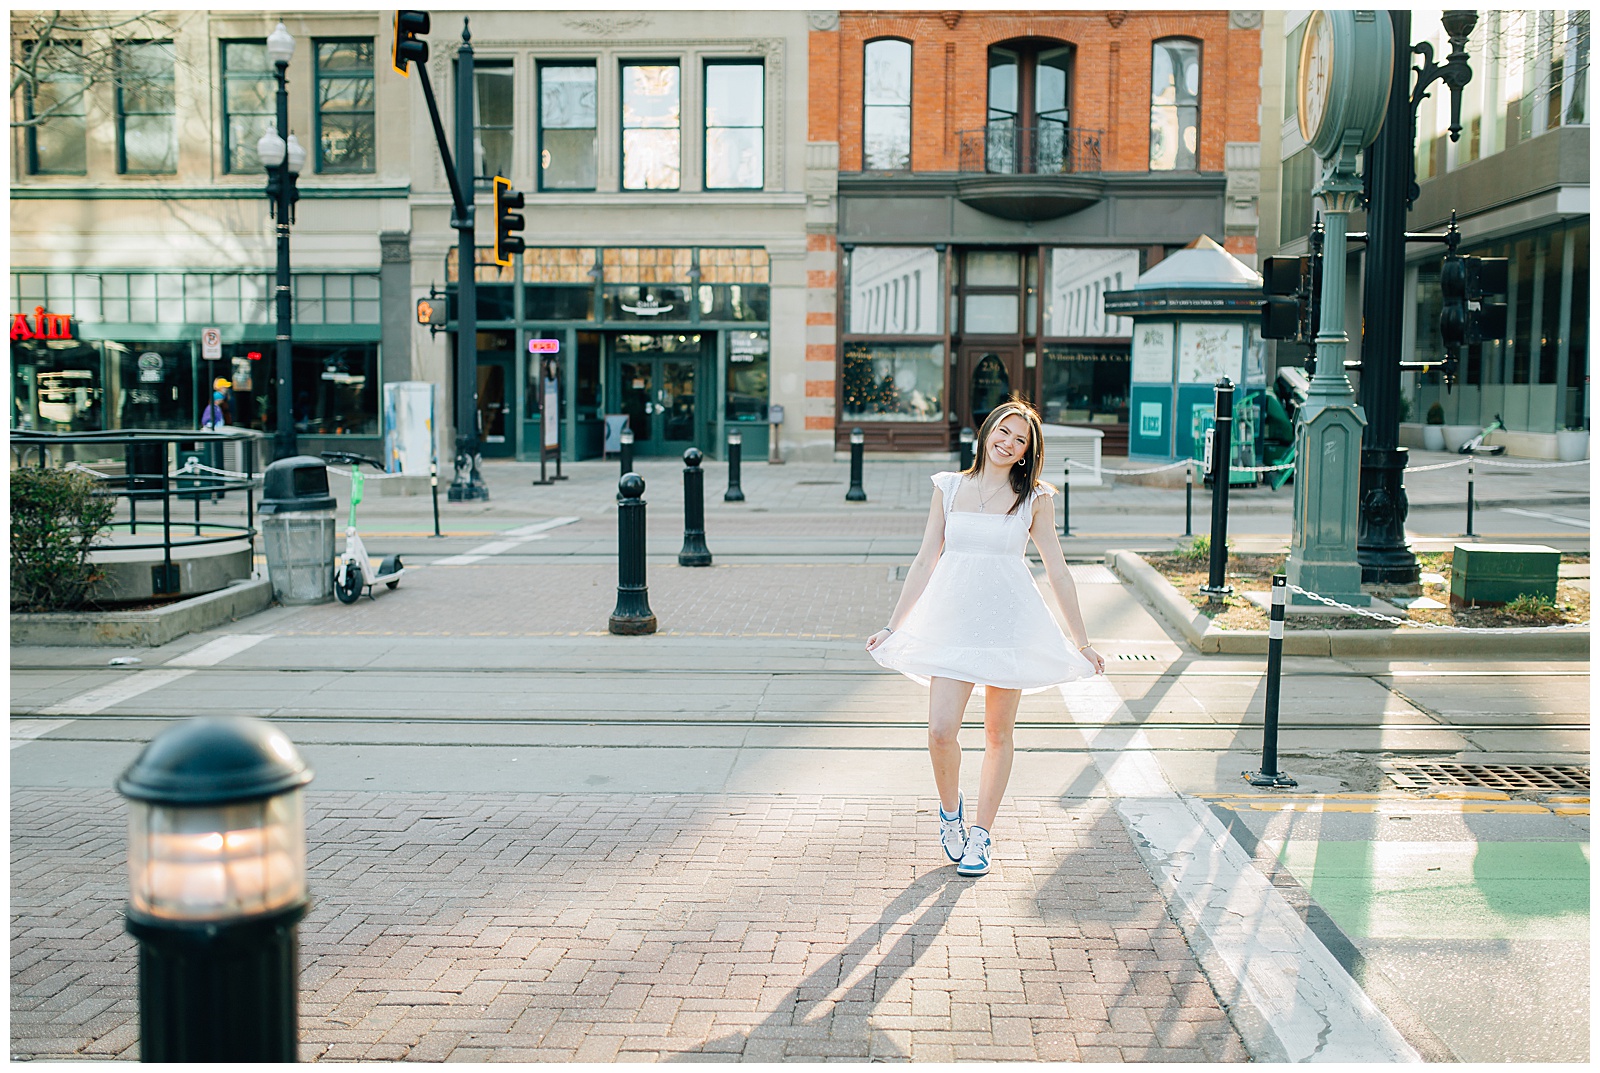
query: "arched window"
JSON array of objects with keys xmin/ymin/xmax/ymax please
[
  {"xmin": 863, "ymin": 38, "xmax": 912, "ymax": 170},
  {"xmin": 986, "ymin": 40, "xmax": 1073, "ymax": 173},
  {"xmin": 1150, "ymin": 38, "xmax": 1201, "ymax": 170}
]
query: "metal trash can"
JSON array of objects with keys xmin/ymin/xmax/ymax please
[{"xmin": 258, "ymin": 456, "xmax": 337, "ymax": 604}]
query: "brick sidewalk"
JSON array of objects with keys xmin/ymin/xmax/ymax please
[{"xmin": 11, "ymin": 789, "xmax": 1248, "ymax": 1062}]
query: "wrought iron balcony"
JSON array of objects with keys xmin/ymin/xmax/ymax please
[{"xmin": 957, "ymin": 123, "xmax": 1103, "ymax": 175}]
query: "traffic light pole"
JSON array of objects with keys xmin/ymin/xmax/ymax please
[
  {"xmin": 1355, "ymin": 8, "xmax": 1419, "ymax": 584},
  {"xmin": 447, "ymin": 23, "xmax": 486, "ymax": 500}
]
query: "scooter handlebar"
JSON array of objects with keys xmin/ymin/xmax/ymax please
[{"xmin": 319, "ymin": 450, "xmax": 387, "ymax": 471}]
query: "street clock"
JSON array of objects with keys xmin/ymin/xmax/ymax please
[{"xmin": 1296, "ymin": 10, "xmax": 1394, "ymax": 160}]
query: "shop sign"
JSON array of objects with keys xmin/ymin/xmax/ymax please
[
  {"xmin": 527, "ymin": 338, "xmax": 560, "ymax": 353},
  {"xmin": 138, "ymin": 352, "xmax": 165, "ymax": 383},
  {"xmin": 11, "ymin": 306, "xmax": 74, "ymax": 342}
]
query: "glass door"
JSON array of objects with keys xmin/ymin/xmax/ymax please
[
  {"xmin": 959, "ymin": 344, "xmax": 1023, "ymax": 430},
  {"xmin": 610, "ymin": 334, "xmax": 703, "ymax": 454},
  {"xmin": 476, "ymin": 353, "xmax": 516, "ymax": 457}
]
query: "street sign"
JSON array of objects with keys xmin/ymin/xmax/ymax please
[
  {"xmin": 201, "ymin": 327, "xmax": 222, "ymax": 360},
  {"xmin": 527, "ymin": 339, "xmax": 560, "ymax": 354}
]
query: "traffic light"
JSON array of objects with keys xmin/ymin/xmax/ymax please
[
  {"xmin": 393, "ymin": 10, "xmax": 429, "ymax": 76},
  {"xmin": 1259, "ymin": 255, "xmax": 1312, "ymax": 342},
  {"xmin": 1439, "ymin": 253, "xmax": 1468, "ymax": 350},
  {"xmin": 492, "ymin": 176, "xmax": 525, "ymax": 266},
  {"xmin": 1465, "ymin": 256, "xmax": 1509, "ymax": 345}
]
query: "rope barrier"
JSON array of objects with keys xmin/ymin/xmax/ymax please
[
  {"xmin": 1286, "ymin": 583, "xmax": 1588, "ymax": 632},
  {"xmin": 1406, "ymin": 458, "xmax": 1470, "ymax": 472},
  {"xmin": 63, "ymin": 462, "xmax": 115, "ymax": 479},
  {"xmin": 1473, "ymin": 456, "xmax": 1591, "ymax": 469},
  {"xmin": 1073, "ymin": 458, "xmax": 1191, "ymax": 477}
]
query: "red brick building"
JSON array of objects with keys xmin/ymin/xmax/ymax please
[{"xmin": 805, "ymin": 10, "xmax": 1262, "ymax": 453}]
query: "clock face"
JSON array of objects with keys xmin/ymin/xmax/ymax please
[{"xmin": 1298, "ymin": 11, "xmax": 1333, "ymax": 143}]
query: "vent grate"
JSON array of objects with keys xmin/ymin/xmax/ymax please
[
  {"xmin": 1381, "ymin": 762, "xmax": 1590, "ymax": 793},
  {"xmin": 1116, "ymin": 653, "xmax": 1160, "ymax": 661}
]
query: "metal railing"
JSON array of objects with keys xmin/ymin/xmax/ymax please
[
  {"xmin": 10, "ymin": 428, "xmax": 267, "ymax": 593},
  {"xmin": 957, "ymin": 123, "xmax": 1104, "ymax": 175}
]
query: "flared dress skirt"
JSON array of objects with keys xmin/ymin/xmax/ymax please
[{"xmin": 870, "ymin": 472, "xmax": 1096, "ymax": 694}]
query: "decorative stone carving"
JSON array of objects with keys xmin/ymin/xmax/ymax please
[
  {"xmin": 807, "ymin": 11, "xmax": 839, "ymax": 32},
  {"xmin": 561, "ymin": 13, "xmax": 652, "ymax": 36},
  {"xmin": 379, "ymin": 233, "xmax": 411, "ymax": 264},
  {"xmin": 1106, "ymin": 11, "xmax": 1127, "ymax": 28},
  {"xmin": 1230, "ymin": 11, "xmax": 1263, "ymax": 30},
  {"xmin": 940, "ymin": 12, "xmax": 961, "ymax": 30}
]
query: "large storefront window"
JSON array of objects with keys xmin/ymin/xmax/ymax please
[
  {"xmin": 291, "ymin": 342, "xmax": 378, "ymax": 436},
  {"xmin": 849, "ymin": 246, "xmax": 942, "ymax": 334},
  {"xmin": 842, "ymin": 342, "xmax": 945, "ymax": 421},
  {"xmin": 727, "ymin": 330, "xmax": 769, "ymax": 421},
  {"xmin": 1041, "ymin": 347, "xmax": 1131, "ymax": 425},
  {"xmin": 1044, "ymin": 248, "xmax": 1139, "ymax": 337},
  {"xmin": 107, "ymin": 340, "xmax": 195, "ymax": 430},
  {"xmin": 13, "ymin": 338, "xmax": 102, "ymax": 432}
]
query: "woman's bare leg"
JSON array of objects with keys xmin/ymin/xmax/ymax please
[
  {"xmin": 972, "ymin": 686, "xmax": 1022, "ymax": 830},
  {"xmin": 928, "ymin": 676, "xmax": 974, "ymax": 813}
]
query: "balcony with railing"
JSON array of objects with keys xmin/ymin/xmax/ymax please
[
  {"xmin": 957, "ymin": 123, "xmax": 1104, "ymax": 175},
  {"xmin": 951, "ymin": 123, "xmax": 1106, "ymax": 221}
]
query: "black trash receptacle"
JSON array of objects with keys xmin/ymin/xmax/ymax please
[
  {"xmin": 125, "ymin": 441, "xmax": 167, "ymax": 497},
  {"xmin": 259, "ymin": 456, "xmax": 337, "ymax": 605}
]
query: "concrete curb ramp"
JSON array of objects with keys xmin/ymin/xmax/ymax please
[
  {"xmin": 9, "ymin": 577, "xmax": 273, "ymax": 647},
  {"xmin": 1107, "ymin": 549, "xmax": 1590, "ymax": 658}
]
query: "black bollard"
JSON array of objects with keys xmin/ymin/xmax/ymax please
[
  {"xmin": 610, "ymin": 473, "xmax": 657, "ymax": 634},
  {"xmin": 724, "ymin": 428, "xmax": 745, "ymax": 502},
  {"xmin": 1184, "ymin": 461, "xmax": 1194, "ymax": 538},
  {"xmin": 619, "ymin": 426, "xmax": 634, "ymax": 481},
  {"xmin": 1244, "ymin": 574, "xmax": 1297, "ymax": 787},
  {"xmin": 846, "ymin": 427, "xmax": 867, "ymax": 502},
  {"xmin": 1199, "ymin": 377, "xmax": 1234, "ymax": 598},
  {"xmin": 679, "ymin": 448, "xmax": 713, "ymax": 567},
  {"xmin": 430, "ymin": 458, "xmax": 443, "ymax": 538},
  {"xmin": 959, "ymin": 426, "xmax": 975, "ymax": 471},
  {"xmin": 1464, "ymin": 456, "xmax": 1476, "ymax": 537},
  {"xmin": 1060, "ymin": 477, "xmax": 1071, "ymax": 536}
]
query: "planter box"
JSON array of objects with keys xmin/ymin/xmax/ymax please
[
  {"xmin": 1556, "ymin": 429, "xmax": 1589, "ymax": 461},
  {"xmin": 1441, "ymin": 424, "xmax": 1478, "ymax": 452}
]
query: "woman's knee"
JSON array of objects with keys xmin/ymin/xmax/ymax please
[
  {"xmin": 984, "ymin": 725, "xmax": 1014, "ymax": 750},
  {"xmin": 928, "ymin": 719, "xmax": 961, "ymax": 749}
]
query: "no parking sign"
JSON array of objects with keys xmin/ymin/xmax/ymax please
[{"xmin": 201, "ymin": 327, "xmax": 222, "ymax": 360}]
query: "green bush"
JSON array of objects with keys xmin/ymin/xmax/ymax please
[
  {"xmin": 1503, "ymin": 593, "xmax": 1564, "ymax": 623},
  {"xmin": 10, "ymin": 467, "xmax": 116, "ymax": 612},
  {"xmin": 1175, "ymin": 535, "xmax": 1211, "ymax": 563}
]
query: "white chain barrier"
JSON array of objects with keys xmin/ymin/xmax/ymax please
[
  {"xmin": 1286, "ymin": 582, "xmax": 1588, "ymax": 632},
  {"xmin": 1473, "ymin": 456, "xmax": 1591, "ymax": 469}
]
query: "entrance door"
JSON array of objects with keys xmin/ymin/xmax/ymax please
[
  {"xmin": 476, "ymin": 353, "xmax": 516, "ymax": 457},
  {"xmin": 958, "ymin": 344, "xmax": 1023, "ymax": 430},
  {"xmin": 613, "ymin": 336, "xmax": 702, "ymax": 455}
]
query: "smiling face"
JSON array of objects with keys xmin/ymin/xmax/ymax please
[{"xmin": 984, "ymin": 413, "xmax": 1031, "ymax": 470}]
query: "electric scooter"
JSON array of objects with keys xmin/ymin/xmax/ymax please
[
  {"xmin": 319, "ymin": 451, "xmax": 405, "ymax": 603},
  {"xmin": 1459, "ymin": 414, "xmax": 1507, "ymax": 455}
]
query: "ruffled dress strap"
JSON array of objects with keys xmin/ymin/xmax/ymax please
[{"xmin": 930, "ymin": 471, "xmax": 962, "ymax": 515}]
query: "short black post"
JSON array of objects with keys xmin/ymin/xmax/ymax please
[
  {"xmin": 958, "ymin": 426, "xmax": 975, "ymax": 471},
  {"xmin": 724, "ymin": 428, "xmax": 745, "ymax": 502},
  {"xmin": 118, "ymin": 716, "xmax": 314, "ymax": 1062},
  {"xmin": 610, "ymin": 473, "xmax": 657, "ymax": 634},
  {"xmin": 1060, "ymin": 479, "xmax": 1071, "ymax": 536},
  {"xmin": 1464, "ymin": 456, "xmax": 1476, "ymax": 537},
  {"xmin": 619, "ymin": 426, "xmax": 634, "ymax": 480},
  {"xmin": 846, "ymin": 427, "xmax": 867, "ymax": 501},
  {"xmin": 1199, "ymin": 377, "xmax": 1234, "ymax": 599},
  {"xmin": 1184, "ymin": 461, "xmax": 1194, "ymax": 537},
  {"xmin": 1244, "ymin": 574, "xmax": 1297, "ymax": 787},
  {"xmin": 245, "ymin": 437, "xmax": 257, "ymax": 563},
  {"xmin": 679, "ymin": 449, "xmax": 713, "ymax": 567},
  {"xmin": 429, "ymin": 458, "xmax": 443, "ymax": 538}
]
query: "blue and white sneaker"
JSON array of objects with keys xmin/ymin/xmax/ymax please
[
  {"xmin": 938, "ymin": 793, "xmax": 966, "ymax": 862},
  {"xmin": 956, "ymin": 825, "xmax": 992, "ymax": 877}
]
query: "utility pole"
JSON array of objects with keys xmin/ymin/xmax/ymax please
[{"xmin": 448, "ymin": 20, "xmax": 485, "ymax": 500}]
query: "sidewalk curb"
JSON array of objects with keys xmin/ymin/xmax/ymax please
[
  {"xmin": 9, "ymin": 576, "xmax": 274, "ymax": 648},
  {"xmin": 1106, "ymin": 549, "xmax": 1591, "ymax": 658}
]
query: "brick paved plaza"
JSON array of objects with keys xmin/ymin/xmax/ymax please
[{"xmin": 11, "ymin": 789, "xmax": 1248, "ymax": 1063}]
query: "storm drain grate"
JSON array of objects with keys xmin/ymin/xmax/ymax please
[
  {"xmin": 1116, "ymin": 653, "xmax": 1160, "ymax": 661},
  {"xmin": 1381, "ymin": 761, "xmax": 1590, "ymax": 793}
]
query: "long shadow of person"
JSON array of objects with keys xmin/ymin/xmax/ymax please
[{"xmin": 667, "ymin": 868, "xmax": 970, "ymax": 1061}]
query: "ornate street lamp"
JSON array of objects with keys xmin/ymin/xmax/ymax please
[{"xmin": 259, "ymin": 21, "xmax": 302, "ymax": 461}]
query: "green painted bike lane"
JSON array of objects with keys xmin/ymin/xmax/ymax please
[{"xmin": 1212, "ymin": 801, "xmax": 1590, "ymax": 1062}]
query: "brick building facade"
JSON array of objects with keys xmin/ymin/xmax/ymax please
[{"xmin": 805, "ymin": 9, "xmax": 1262, "ymax": 454}]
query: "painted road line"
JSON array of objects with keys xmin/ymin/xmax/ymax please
[
  {"xmin": 1060, "ymin": 676, "xmax": 1419, "ymax": 1063},
  {"xmin": 10, "ymin": 718, "xmax": 75, "ymax": 751},
  {"xmin": 429, "ymin": 517, "xmax": 578, "ymax": 566},
  {"xmin": 166, "ymin": 633, "xmax": 273, "ymax": 667},
  {"xmin": 36, "ymin": 668, "xmax": 194, "ymax": 717},
  {"xmin": 1498, "ymin": 507, "xmax": 1590, "ymax": 529}
]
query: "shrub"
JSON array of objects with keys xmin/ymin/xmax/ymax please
[
  {"xmin": 1503, "ymin": 593, "xmax": 1564, "ymax": 623},
  {"xmin": 1426, "ymin": 402, "xmax": 1445, "ymax": 425},
  {"xmin": 10, "ymin": 467, "xmax": 116, "ymax": 612},
  {"xmin": 1175, "ymin": 535, "xmax": 1211, "ymax": 563}
]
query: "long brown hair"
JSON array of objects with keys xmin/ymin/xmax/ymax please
[{"xmin": 962, "ymin": 398, "xmax": 1050, "ymax": 515}]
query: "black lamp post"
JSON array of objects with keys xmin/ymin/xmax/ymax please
[
  {"xmin": 258, "ymin": 21, "xmax": 303, "ymax": 462},
  {"xmin": 118, "ymin": 716, "xmax": 314, "ymax": 1061},
  {"xmin": 1357, "ymin": 10, "xmax": 1477, "ymax": 583}
]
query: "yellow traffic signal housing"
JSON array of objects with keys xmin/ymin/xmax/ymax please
[
  {"xmin": 394, "ymin": 11, "xmax": 429, "ymax": 76},
  {"xmin": 492, "ymin": 176, "xmax": 526, "ymax": 266}
]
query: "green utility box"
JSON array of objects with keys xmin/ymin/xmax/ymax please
[{"xmin": 1450, "ymin": 543, "xmax": 1560, "ymax": 607}]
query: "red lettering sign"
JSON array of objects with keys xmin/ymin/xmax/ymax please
[
  {"xmin": 10, "ymin": 306, "xmax": 74, "ymax": 342},
  {"xmin": 527, "ymin": 338, "xmax": 560, "ymax": 354}
]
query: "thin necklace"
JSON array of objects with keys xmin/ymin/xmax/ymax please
[{"xmin": 971, "ymin": 474, "xmax": 1009, "ymax": 513}]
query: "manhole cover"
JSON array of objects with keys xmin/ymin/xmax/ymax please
[{"xmin": 1381, "ymin": 762, "xmax": 1590, "ymax": 793}]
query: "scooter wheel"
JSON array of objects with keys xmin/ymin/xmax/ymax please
[{"xmin": 334, "ymin": 562, "xmax": 364, "ymax": 604}]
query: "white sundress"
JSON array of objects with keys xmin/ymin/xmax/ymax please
[{"xmin": 870, "ymin": 471, "xmax": 1096, "ymax": 694}]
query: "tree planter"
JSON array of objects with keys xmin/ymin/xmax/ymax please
[
  {"xmin": 1441, "ymin": 424, "xmax": 1478, "ymax": 452},
  {"xmin": 1556, "ymin": 429, "xmax": 1589, "ymax": 461},
  {"xmin": 1422, "ymin": 425, "xmax": 1446, "ymax": 451}
]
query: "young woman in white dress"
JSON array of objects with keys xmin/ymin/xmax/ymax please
[{"xmin": 866, "ymin": 400, "xmax": 1105, "ymax": 876}]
